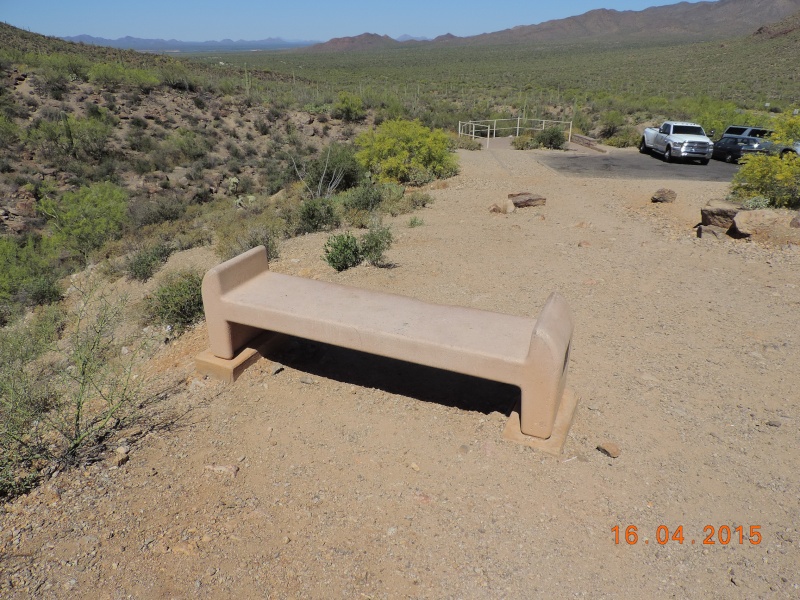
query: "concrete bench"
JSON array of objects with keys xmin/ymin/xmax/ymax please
[{"xmin": 196, "ymin": 246, "xmax": 578, "ymax": 453}]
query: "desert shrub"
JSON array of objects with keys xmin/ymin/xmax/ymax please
[
  {"xmin": 449, "ymin": 133, "xmax": 483, "ymax": 150},
  {"xmin": 215, "ymin": 220, "xmax": 282, "ymax": 262},
  {"xmin": 605, "ymin": 126, "xmax": 641, "ymax": 148},
  {"xmin": 303, "ymin": 142, "xmax": 365, "ymax": 196},
  {"xmin": 70, "ymin": 116, "xmax": 113, "ymax": 160},
  {"xmin": 125, "ymin": 68, "xmax": 160, "ymax": 93},
  {"xmin": 295, "ymin": 197, "xmax": 340, "ymax": 234},
  {"xmin": 0, "ymin": 115, "xmax": 19, "ymax": 147},
  {"xmin": 32, "ymin": 67, "xmax": 69, "ymax": 99},
  {"xmin": 732, "ymin": 153, "xmax": 799, "ymax": 208},
  {"xmin": 513, "ymin": 128, "xmax": 567, "ymax": 150},
  {"xmin": 408, "ymin": 216, "xmax": 424, "ymax": 227},
  {"xmin": 323, "ymin": 232, "xmax": 362, "ymax": 271},
  {"xmin": 331, "ymin": 92, "xmax": 366, "ymax": 122},
  {"xmin": 534, "ymin": 127, "xmax": 567, "ymax": 149},
  {"xmin": 599, "ymin": 110, "xmax": 626, "ymax": 138},
  {"xmin": 383, "ymin": 187, "xmax": 433, "ymax": 217},
  {"xmin": 39, "ymin": 182, "xmax": 129, "ymax": 262},
  {"xmin": 144, "ymin": 270, "xmax": 204, "ymax": 331},
  {"xmin": 125, "ymin": 243, "xmax": 174, "ymax": 282},
  {"xmin": 0, "ymin": 235, "xmax": 61, "ymax": 322},
  {"xmin": 0, "ymin": 305, "xmax": 64, "ymax": 498},
  {"xmin": 343, "ymin": 181, "xmax": 384, "ymax": 212},
  {"xmin": 359, "ymin": 222, "xmax": 393, "ymax": 266},
  {"xmin": 741, "ymin": 195, "xmax": 771, "ymax": 210},
  {"xmin": 169, "ymin": 128, "xmax": 210, "ymax": 161},
  {"xmin": 88, "ymin": 62, "xmax": 126, "ymax": 90},
  {"xmin": 356, "ymin": 119, "xmax": 458, "ymax": 184},
  {"xmin": 512, "ymin": 135, "xmax": 535, "ymax": 150}
]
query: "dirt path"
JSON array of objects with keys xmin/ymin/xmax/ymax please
[{"xmin": 2, "ymin": 145, "xmax": 799, "ymax": 599}]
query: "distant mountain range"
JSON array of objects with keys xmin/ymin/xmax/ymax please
[
  {"xmin": 306, "ymin": 0, "xmax": 800, "ymax": 51},
  {"xmin": 59, "ymin": 35, "xmax": 318, "ymax": 52},
  {"xmin": 59, "ymin": 0, "xmax": 800, "ymax": 54}
]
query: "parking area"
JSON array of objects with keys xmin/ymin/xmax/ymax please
[{"xmin": 536, "ymin": 144, "xmax": 740, "ymax": 182}]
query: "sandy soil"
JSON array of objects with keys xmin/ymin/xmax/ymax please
[{"xmin": 2, "ymin": 143, "xmax": 799, "ymax": 599}]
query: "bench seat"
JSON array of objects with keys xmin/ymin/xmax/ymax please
[{"xmin": 198, "ymin": 246, "xmax": 576, "ymax": 448}]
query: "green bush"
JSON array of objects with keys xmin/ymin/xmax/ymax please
[
  {"xmin": 732, "ymin": 153, "xmax": 799, "ymax": 208},
  {"xmin": 408, "ymin": 216, "xmax": 424, "ymax": 227},
  {"xmin": 169, "ymin": 128, "xmax": 210, "ymax": 161},
  {"xmin": 39, "ymin": 182, "xmax": 129, "ymax": 262},
  {"xmin": 88, "ymin": 62, "xmax": 126, "ymax": 89},
  {"xmin": 125, "ymin": 243, "xmax": 174, "ymax": 282},
  {"xmin": 215, "ymin": 221, "xmax": 282, "ymax": 262},
  {"xmin": 0, "ymin": 235, "xmax": 62, "ymax": 323},
  {"xmin": 295, "ymin": 197, "xmax": 340, "ymax": 234},
  {"xmin": 513, "ymin": 128, "xmax": 567, "ymax": 150},
  {"xmin": 331, "ymin": 92, "xmax": 366, "ymax": 123},
  {"xmin": 0, "ymin": 305, "xmax": 64, "ymax": 498},
  {"xmin": 304, "ymin": 142, "xmax": 365, "ymax": 195},
  {"xmin": 359, "ymin": 223, "xmax": 393, "ymax": 266},
  {"xmin": 323, "ymin": 232, "xmax": 362, "ymax": 271},
  {"xmin": 144, "ymin": 270, "xmax": 204, "ymax": 331},
  {"xmin": 605, "ymin": 126, "xmax": 641, "ymax": 148},
  {"xmin": 355, "ymin": 119, "xmax": 459, "ymax": 184},
  {"xmin": 0, "ymin": 115, "xmax": 19, "ymax": 147},
  {"xmin": 534, "ymin": 127, "xmax": 567, "ymax": 149}
]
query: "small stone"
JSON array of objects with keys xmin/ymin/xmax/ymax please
[
  {"xmin": 410, "ymin": 463, "xmax": 420, "ymax": 472},
  {"xmin": 766, "ymin": 420, "xmax": 782, "ymax": 428},
  {"xmin": 578, "ymin": 240, "xmax": 591, "ymax": 247},
  {"xmin": 651, "ymin": 188, "xmax": 677, "ymax": 203},
  {"xmin": 299, "ymin": 376, "xmax": 315, "ymax": 385},
  {"xmin": 458, "ymin": 445, "xmax": 469, "ymax": 455},
  {"xmin": 204, "ymin": 464, "xmax": 239, "ymax": 478},
  {"xmin": 790, "ymin": 212, "xmax": 800, "ymax": 228},
  {"xmin": 270, "ymin": 364, "xmax": 284, "ymax": 375},
  {"xmin": 597, "ymin": 442, "xmax": 621, "ymax": 458}
]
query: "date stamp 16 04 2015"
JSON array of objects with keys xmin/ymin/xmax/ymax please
[{"xmin": 613, "ymin": 525, "xmax": 762, "ymax": 546}]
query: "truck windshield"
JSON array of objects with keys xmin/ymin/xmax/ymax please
[{"xmin": 673, "ymin": 125, "xmax": 705, "ymax": 135}]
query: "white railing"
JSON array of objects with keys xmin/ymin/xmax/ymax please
[{"xmin": 458, "ymin": 117, "xmax": 573, "ymax": 149}]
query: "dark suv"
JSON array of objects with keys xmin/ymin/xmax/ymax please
[{"xmin": 721, "ymin": 125, "xmax": 799, "ymax": 158}]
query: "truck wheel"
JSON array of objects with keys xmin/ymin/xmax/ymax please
[
  {"xmin": 700, "ymin": 159, "xmax": 710, "ymax": 165},
  {"xmin": 639, "ymin": 138, "xmax": 649, "ymax": 154},
  {"xmin": 663, "ymin": 146, "xmax": 672, "ymax": 163},
  {"xmin": 724, "ymin": 154, "xmax": 735, "ymax": 163}
]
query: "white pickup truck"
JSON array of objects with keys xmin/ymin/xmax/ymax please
[{"xmin": 639, "ymin": 121, "xmax": 713, "ymax": 164}]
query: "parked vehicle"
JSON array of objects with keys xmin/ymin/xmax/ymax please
[
  {"xmin": 721, "ymin": 125, "xmax": 773, "ymax": 139},
  {"xmin": 640, "ymin": 121, "xmax": 713, "ymax": 164},
  {"xmin": 721, "ymin": 125, "xmax": 799, "ymax": 158},
  {"xmin": 712, "ymin": 136, "xmax": 769, "ymax": 163}
]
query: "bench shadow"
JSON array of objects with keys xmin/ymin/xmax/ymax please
[{"xmin": 262, "ymin": 335, "xmax": 518, "ymax": 417}]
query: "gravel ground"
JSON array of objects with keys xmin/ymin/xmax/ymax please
[{"xmin": 2, "ymin": 144, "xmax": 799, "ymax": 599}]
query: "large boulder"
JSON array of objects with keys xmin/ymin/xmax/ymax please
[
  {"xmin": 701, "ymin": 199, "xmax": 740, "ymax": 228},
  {"xmin": 729, "ymin": 209, "xmax": 789, "ymax": 238}
]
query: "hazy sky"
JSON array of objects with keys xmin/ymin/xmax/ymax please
[{"xmin": 2, "ymin": 0, "xmax": 706, "ymax": 41}]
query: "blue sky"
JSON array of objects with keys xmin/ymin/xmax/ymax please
[{"xmin": 2, "ymin": 0, "xmax": 705, "ymax": 41}]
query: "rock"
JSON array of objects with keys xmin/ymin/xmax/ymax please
[
  {"xmin": 597, "ymin": 441, "xmax": 621, "ymax": 458},
  {"xmin": 204, "ymin": 464, "xmax": 239, "ymax": 478},
  {"xmin": 299, "ymin": 376, "xmax": 315, "ymax": 385},
  {"xmin": 701, "ymin": 199, "xmax": 740, "ymax": 228},
  {"xmin": 578, "ymin": 240, "xmax": 591, "ymax": 247},
  {"xmin": 729, "ymin": 209, "xmax": 786, "ymax": 238},
  {"xmin": 791, "ymin": 212, "xmax": 800, "ymax": 228},
  {"xmin": 489, "ymin": 197, "xmax": 516, "ymax": 214},
  {"xmin": 509, "ymin": 192, "xmax": 546, "ymax": 208},
  {"xmin": 270, "ymin": 364, "xmax": 285, "ymax": 376},
  {"xmin": 696, "ymin": 224, "xmax": 728, "ymax": 239},
  {"xmin": 766, "ymin": 420, "xmax": 782, "ymax": 428},
  {"xmin": 651, "ymin": 188, "xmax": 677, "ymax": 203}
]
